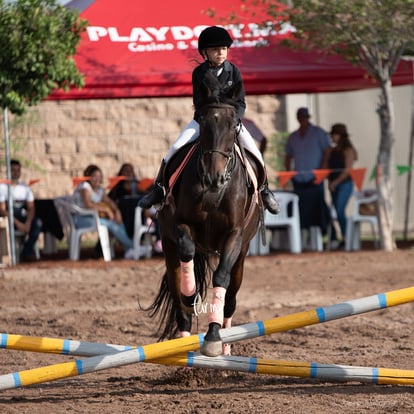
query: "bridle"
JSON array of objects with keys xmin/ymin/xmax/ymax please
[{"xmin": 197, "ymin": 103, "xmax": 239, "ymax": 187}]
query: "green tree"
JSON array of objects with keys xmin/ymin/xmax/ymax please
[
  {"xmin": 0, "ymin": 0, "xmax": 87, "ymax": 264},
  {"xmin": 270, "ymin": 0, "xmax": 414, "ymax": 251},
  {"xmin": 0, "ymin": 0, "xmax": 86, "ymax": 114}
]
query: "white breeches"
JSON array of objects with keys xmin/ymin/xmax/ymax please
[{"xmin": 164, "ymin": 119, "xmax": 264, "ymax": 167}]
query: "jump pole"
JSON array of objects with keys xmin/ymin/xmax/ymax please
[
  {"xmin": 153, "ymin": 352, "xmax": 414, "ymax": 386},
  {"xmin": 3, "ymin": 336, "xmax": 413, "ymax": 386},
  {"xmin": 0, "ymin": 333, "xmax": 131, "ymax": 356},
  {"xmin": 1, "ymin": 285, "xmax": 414, "ymax": 390}
]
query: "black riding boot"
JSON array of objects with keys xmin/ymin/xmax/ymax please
[
  {"xmin": 138, "ymin": 160, "xmax": 166, "ymax": 209},
  {"xmin": 260, "ymin": 179, "xmax": 280, "ymax": 214}
]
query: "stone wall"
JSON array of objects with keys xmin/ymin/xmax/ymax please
[{"xmin": 1, "ymin": 95, "xmax": 282, "ymax": 198}]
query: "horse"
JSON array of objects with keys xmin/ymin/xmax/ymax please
[{"xmin": 146, "ymin": 72, "xmax": 263, "ymax": 357}]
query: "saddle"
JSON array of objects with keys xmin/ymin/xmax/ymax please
[{"xmin": 164, "ymin": 141, "xmax": 265, "ymax": 205}]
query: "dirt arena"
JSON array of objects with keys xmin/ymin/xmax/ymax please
[{"xmin": 1, "ymin": 244, "xmax": 414, "ymax": 413}]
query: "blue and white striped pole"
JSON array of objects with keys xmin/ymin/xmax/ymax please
[
  {"xmin": 1, "ymin": 286, "xmax": 413, "ymax": 390},
  {"xmin": 154, "ymin": 352, "xmax": 414, "ymax": 386}
]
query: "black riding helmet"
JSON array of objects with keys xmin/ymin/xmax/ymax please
[{"xmin": 198, "ymin": 26, "xmax": 233, "ymax": 56}]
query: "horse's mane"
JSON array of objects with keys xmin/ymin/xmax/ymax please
[{"xmin": 196, "ymin": 70, "xmax": 239, "ymax": 112}]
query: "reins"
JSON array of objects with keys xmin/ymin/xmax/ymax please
[{"xmin": 197, "ymin": 101, "xmax": 239, "ymax": 187}]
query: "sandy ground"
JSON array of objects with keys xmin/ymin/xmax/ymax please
[{"xmin": 0, "ymin": 243, "xmax": 414, "ymax": 413}]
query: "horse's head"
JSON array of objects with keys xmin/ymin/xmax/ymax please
[
  {"xmin": 197, "ymin": 72, "xmax": 240, "ymax": 192},
  {"xmin": 198, "ymin": 102, "xmax": 238, "ymax": 191}
]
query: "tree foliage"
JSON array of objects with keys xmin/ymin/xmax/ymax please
[
  {"xmin": 0, "ymin": 0, "xmax": 87, "ymax": 114},
  {"xmin": 275, "ymin": 0, "xmax": 414, "ymax": 83}
]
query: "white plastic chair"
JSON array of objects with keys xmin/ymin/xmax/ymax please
[
  {"xmin": 345, "ymin": 190, "xmax": 380, "ymax": 251},
  {"xmin": 249, "ymin": 191, "xmax": 302, "ymax": 254},
  {"xmin": 54, "ymin": 196, "xmax": 112, "ymax": 261},
  {"xmin": 304, "ymin": 226, "xmax": 324, "ymax": 252},
  {"xmin": 132, "ymin": 206, "xmax": 156, "ymax": 260}
]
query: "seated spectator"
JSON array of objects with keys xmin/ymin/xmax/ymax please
[
  {"xmin": 72, "ymin": 164, "xmax": 134, "ymax": 259},
  {"xmin": 0, "ymin": 159, "xmax": 42, "ymax": 262},
  {"xmin": 108, "ymin": 163, "xmax": 162, "ymax": 254},
  {"xmin": 107, "ymin": 163, "xmax": 139, "ymax": 200}
]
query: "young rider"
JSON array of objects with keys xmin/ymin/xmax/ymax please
[{"xmin": 139, "ymin": 26, "xmax": 279, "ymax": 214}]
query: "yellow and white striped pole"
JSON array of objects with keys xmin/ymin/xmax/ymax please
[
  {"xmin": 1, "ymin": 286, "xmax": 413, "ymax": 390},
  {"xmin": 154, "ymin": 352, "xmax": 414, "ymax": 386}
]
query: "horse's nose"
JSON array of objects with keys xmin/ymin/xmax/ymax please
[
  {"xmin": 203, "ymin": 172, "xmax": 225, "ymax": 191},
  {"xmin": 211, "ymin": 172, "xmax": 226, "ymax": 190}
]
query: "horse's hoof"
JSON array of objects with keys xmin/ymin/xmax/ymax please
[{"xmin": 200, "ymin": 340, "xmax": 223, "ymax": 357}]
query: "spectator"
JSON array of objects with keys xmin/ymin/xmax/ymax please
[
  {"xmin": 323, "ymin": 123, "xmax": 358, "ymax": 247},
  {"xmin": 108, "ymin": 163, "xmax": 162, "ymax": 254},
  {"xmin": 242, "ymin": 117, "xmax": 268, "ymax": 154},
  {"xmin": 72, "ymin": 164, "xmax": 134, "ymax": 259},
  {"xmin": 284, "ymin": 107, "xmax": 332, "ymax": 239},
  {"xmin": 0, "ymin": 159, "xmax": 42, "ymax": 262},
  {"xmin": 107, "ymin": 162, "xmax": 139, "ymax": 201}
]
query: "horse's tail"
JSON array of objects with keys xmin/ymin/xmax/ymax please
[{"xmin": 145, "ymin": 252, "xmax": 211, "ymax": 341}]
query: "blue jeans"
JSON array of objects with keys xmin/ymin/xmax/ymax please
[
  {"xmin": 14, "ymin": 207, "xmax": 42, "ymax": 258},
  {"xmin": 330, "ymin": 180, "xmax": 353, "ymax": 239},
  {"xmin": 73, "ymin": 215, "xmax": 133, "ymax": 251}
]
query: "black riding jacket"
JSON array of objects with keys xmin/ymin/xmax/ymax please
[{"xmin": 192, "ymin": 60, "xmax": 246, "ymax": 122}]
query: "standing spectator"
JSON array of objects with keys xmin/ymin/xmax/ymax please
[
  {"xmin": 72, "ymin": 164, "xmax": 134, "ymax": 259},
  {"xmin": 0, "ymin": 159, "xmax": 42, "ymax": 262},
  {"xmin": 323, "ymin": 123, "xmax": 358, "ymax": 246},
  {"xmin": 284, "ymin": 107, "xmax": 332, "ymax": 238}
]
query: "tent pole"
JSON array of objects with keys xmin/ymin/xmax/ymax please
[
  {"xmin": 403, "ymin": 83, "xmax": 414, "ymax": 240},
  {"xmin": 2, "ymin": 108, "xmax": 17, "ymax": 266}
]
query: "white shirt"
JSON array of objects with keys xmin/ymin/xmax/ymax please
[
  {"xmin": 0, "ymin": 182, "xmax": 34, "ymax": 209},
  {"xmin": 72, "ymin": 181, "xmax": 105, "ymax": 207}
]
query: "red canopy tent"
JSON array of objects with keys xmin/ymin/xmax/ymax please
[{"xmin": 50, "ymin": 0, "xmax": 414, "ymax": 100}]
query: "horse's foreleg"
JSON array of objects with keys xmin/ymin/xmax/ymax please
[
  {"xmin": 201, "ymin": 241, "xmax": 245, "ymax": 357},
  {"xmin": 176, "ymin": 225, "xmax": 196, "ymax": 336},
  {"xmin": 168, "ymin": 265, "xmax": 193, "ymax": 338},
  {"xmin": 201, "ymin": 235, "xmax": 241, "ymax": 357},
  {"xmin": 201, "ymin": 286, "xmax": 226, "ymax": 357},
  {"xmin": 180, "ymin": 260, "xmax": 197, "ymax": 313},
  {"xmin": 177, "ymin": 311, "xmax": 192, "ymax": 337}
]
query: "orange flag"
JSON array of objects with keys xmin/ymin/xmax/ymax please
[
  {"xmin": 107, "ymin": 176, "xmax": 128, "ymax": 190},
  {"xmin": 276, "ymin": 171, "xmax": 297, "ymax": 187},
  {"xmin": 348, "ymin": 167, "xmax": 367, "ymax": 191},
  {"xmin": 312, "ymin": 169, "xmax": 332, "ymax": 185},
  {"xmin": 72, "ymin": 176, "xmax": 89, "ymax": 188},
  {"xmin": 28, "ymin": 179, "xmax": 41, "ymax": 186},
  {"xmin": 137, "ymin": 177, "xmax": 154, "ymax": 192}
]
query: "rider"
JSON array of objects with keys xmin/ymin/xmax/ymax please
[{"xmin": 138, "ymin": 26, "xmax": 280, "ymax": 214}]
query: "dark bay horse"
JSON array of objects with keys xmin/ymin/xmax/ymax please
[{"xmin": 146, "ymin": 73, "xmax": 262, "ymax": 357}]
